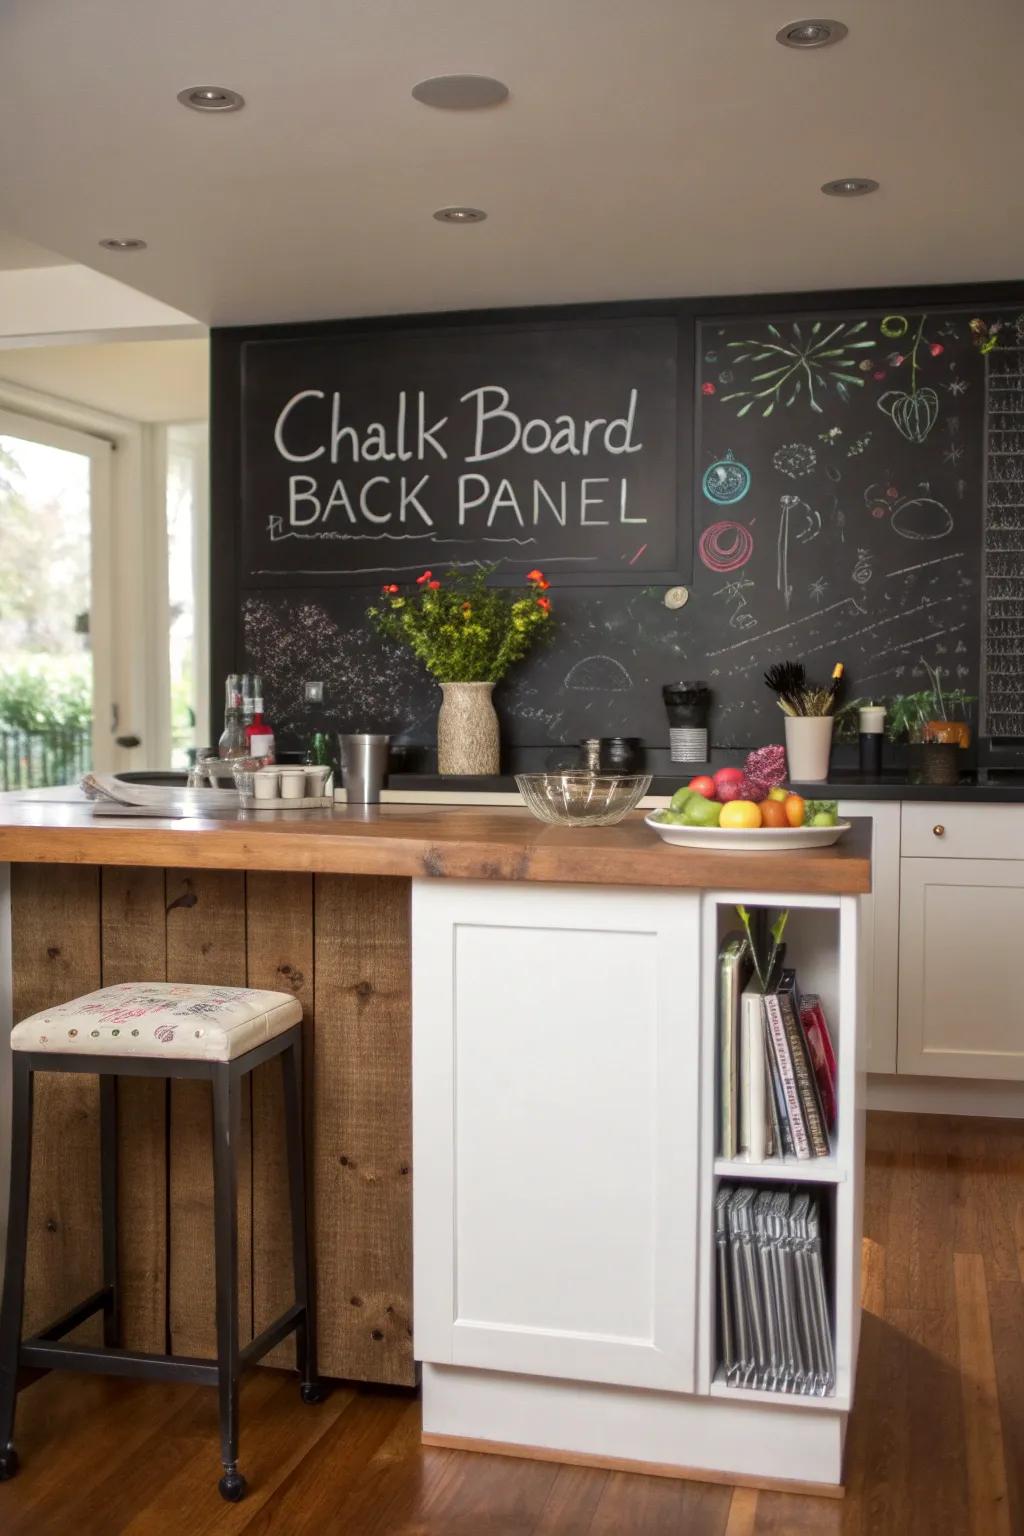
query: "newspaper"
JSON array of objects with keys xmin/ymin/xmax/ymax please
[{"xmin": 80, "ymin": 773, "xmax": 240, "ymax": 817}]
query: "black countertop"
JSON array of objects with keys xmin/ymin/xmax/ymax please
[{"xmin": 384, "ymin": 769, "xmax": 1024, "ymax": 803}]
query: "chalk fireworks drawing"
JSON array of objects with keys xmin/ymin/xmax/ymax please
[
  {"xmin": 877, "ymin": 315, "xmax": 940, "ymax": 443},
  {"xmin": 946, "ymin": 377, "xmax": 969, "ymax": 397},
  {"xmin": 719, "ymin": 319, "xmax": 876, "ymax": 417},
  {"xmin": 776, "ymin": 494, "xmax": 821, "ymax": 609},
  {"xmin": 772, "ymin": 442, "xmax": 817, "ymax": 479},
  {"xmin": 809, "ymin": 577, "xmax": 828, "ymax": 604},
  {"xmin": 702, "ymin": 450, "xmax": 751, "ymax": 505},
  {"xmin": 699, "ymin": 520, "xmax": 754, "ymax": 573}
]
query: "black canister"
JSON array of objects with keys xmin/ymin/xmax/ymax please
[
  {"xmin": 662, "ymin": 682, "xmax": 711, "ymax": 764},
  {"xmin": 601, "ymin": 736, "xmax": 644, "ymax": 773}
]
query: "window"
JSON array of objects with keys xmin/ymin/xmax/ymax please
[{"xmin": 165, "ymin": 423, "xmax": 209, "ymax": 769}]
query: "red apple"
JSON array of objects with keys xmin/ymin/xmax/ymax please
[
  {"xmin": 714, "ymin": 766, "xmax": 745, "ymax": 788},
  {"xmin": 688, "ymin": 774, "xmax": 716, "ymax": 799},
  {"xmin": 715, "ymin": 777, "xmax": 747, "ymax": 803}
]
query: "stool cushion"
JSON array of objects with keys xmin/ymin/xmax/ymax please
[{"xmin": 11, "ymin": 982, "xmax": 303, "ymax": 1061}]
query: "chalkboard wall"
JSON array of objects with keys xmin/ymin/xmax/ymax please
[{"xmin": 211, "ymin": 282, "xmax": 1024, "ymax": 762}]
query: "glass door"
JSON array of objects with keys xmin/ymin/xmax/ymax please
[{"xmin": 0, "ymin": 407, "xmax": 113, "ymax": 784}]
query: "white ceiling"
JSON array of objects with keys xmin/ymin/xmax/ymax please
[
  {"xmin": 0, "ymin": 339, "xmax": 208, "ymax": 422},
  {"xmin": 0, "ymin": 1, "xmax": 1021, "ymax": 328},
  {"xmin": 0, "ymin": 231, "xmax": 72, "ymax": 272}
]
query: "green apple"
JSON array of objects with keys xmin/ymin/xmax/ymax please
[
  {"xmin": 670, "ymin": 787, "xmax": 694, "ymax": 812},
  {"xmin": 811, "ymin": 810, "xmax": 837, "ymax": 827},
  {"xmin": 682, "ymin": 793, "xmax": 722, "ymax": 828},
  {"xmin": 768, "ymin": 787, "xmax": 789, "ymax": 803}
]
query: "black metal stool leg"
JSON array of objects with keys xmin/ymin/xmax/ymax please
[
  {"xmin": 0, "ymin": 1056, "xmax": 34, "ymax": 1480},
  {"xmin": 212, "ymin": 1064, "xmax": 246, "ymax": 1503},
  {"xmin": 99, "ymin": 1074, "xmax": 120, "ymax": 1348},
  {"xmin": 282, "ymin": 1035, "xmax": 323, "ymax": 1403}
]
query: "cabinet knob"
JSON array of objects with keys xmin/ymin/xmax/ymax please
[{"xmin": 933, "ymin": 824, "xmax": 945, "ymax": 837}]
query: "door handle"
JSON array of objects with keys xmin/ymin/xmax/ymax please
[{"xmin": 115, "ymin": 735, "xmax": 142, "ymax": 749}]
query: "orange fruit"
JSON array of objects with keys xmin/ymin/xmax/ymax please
[
  {"xmin": 784, "ymin": 794, "xmax": 806, "ymax": 828},
  {"xmin": 719, "ymin": 800, "xmax": 763, "ymax": 830},
  {"xmin": 759, "ymin": 799, "xmax": 788, "ymax": 828}
]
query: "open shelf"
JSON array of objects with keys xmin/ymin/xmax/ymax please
[{"xmin": 713, "ymin": 1155, "xmax": 846, "ymax": 1184}]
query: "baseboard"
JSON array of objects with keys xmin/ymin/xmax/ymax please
[
  {"xmin": 868, "ymin": 1073, "xmax": 1024, "ymax": 1119},
  {"xmin": 421, "ymin": 1431, "xmax": 846, "ymax": 1499}
]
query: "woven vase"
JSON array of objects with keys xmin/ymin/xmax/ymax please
[{"xmin": 437, "ymin": 682, "xmax": 500, "ymax": 776}]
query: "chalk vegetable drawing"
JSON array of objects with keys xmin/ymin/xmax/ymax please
[
  {"xmin": 877, "ymin": 315, "xmax": 940, "ymax": 444},
  {"xmin": 719, "ymin": 319, "xmax": 876, "ymax": 417},
  {"xmin": 702, "ymin": 450, "xmax": 751, "ymax": 504}
]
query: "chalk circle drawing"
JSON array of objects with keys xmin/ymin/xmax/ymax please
[
  {"xmin": 720, "ymin": 318, "xmax": 876, "ymax": 416},
  {"xmin": 853, "ymin": 549, "xmax": 873, "ymax": 586},
  {"xmin": 563, "ymin": 655, "xmax": 633, "ymax": 692},
  {"xmin": 699, "ymin": 520, "xmax": 754, "ymax": 573},
  {"xmin": 890, "ymin": 496, "xmax": 954, "ymax": 541},
  {"xmin": 773, "ymin": 442, "xmax": 817, "ymax": 479},
  {"xmin": 880, "ymin": 315, "xmax": 909, "ymax": 339},
  {"xmin": 702, "ymin": 450, "xmax": 751, "ymax": 505}
]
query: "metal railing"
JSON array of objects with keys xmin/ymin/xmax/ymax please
[{"xmin": 0, "ymin": 726, "xmax": 92, "ymax": 791}]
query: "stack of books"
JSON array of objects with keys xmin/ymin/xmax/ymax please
[
  {"xmin": 715, "ymin": 1183, "xmax": 835, "ymax": 1397},
  {"xmin": 718, "ymin": 924, "xmax": 837, "ymax": 1163}
]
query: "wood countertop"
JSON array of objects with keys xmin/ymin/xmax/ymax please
[{"xmin": 0, "ymin": 798, "xmax": 871, "ymax": 893}]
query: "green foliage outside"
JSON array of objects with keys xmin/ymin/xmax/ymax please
[{"xmin": 368, "ymin": 566, "xmax": 554, "ymax": 684}]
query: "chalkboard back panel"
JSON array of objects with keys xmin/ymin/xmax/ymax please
[{"xmin": 240, "ymin": 316, "xmax": 690, "ymax": 586}]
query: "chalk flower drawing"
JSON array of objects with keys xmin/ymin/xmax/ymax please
[
  {"xmin": 720, "ymin": 319, "xmax": 876, "ymax": 417},
  {"xmin": 877, "ymin": 315, "xmax": 940, "ymax": 443}
]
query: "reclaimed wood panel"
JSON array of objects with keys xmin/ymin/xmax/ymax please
[
  {"xmin": 247, "ymin": 870, "xmax": 314, "ymax": 1367},
  {"xmin": 314, "ymin": 874, "xmax": 414, "ymax": 1386},
  {"xmin": 11, "ymin": 863, "xmax": 102, "ymax": 1338},
  {"xmin": 165, "ymin": 870, "xmax": 251, "ymax": 1357},
  {"xmin": 100, "ymin": 866, "xmax": 168, "ymax": 1353}
]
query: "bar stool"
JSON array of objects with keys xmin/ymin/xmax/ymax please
[{"xmin": 0, "ymin": 982, "xmax": 323, "ymax": 1502}]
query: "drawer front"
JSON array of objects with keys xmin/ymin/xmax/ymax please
[{"xmin": 902, "ymin": 803, "xmax": 1024, "ymax": 860}]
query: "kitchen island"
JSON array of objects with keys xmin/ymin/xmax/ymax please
[{"xmin": 0, "ymin": 800, "xmax": 870, "ymax": 1492}]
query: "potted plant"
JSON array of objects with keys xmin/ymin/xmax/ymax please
[
  {"xmin": 837, "ymin": 672, "xmax": 976, "ymax": 782},
  {"xmin": 368, "ymin": 567, "xmax": 553, "ymax": 775}
]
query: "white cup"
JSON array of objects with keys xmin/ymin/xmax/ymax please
[
  {"xmin": 305, "ymin": 765, "xmax": 332, "ymax": 798},
  {"xmin": 278, "ymin": 767, "xmax": 307, "ymax": 800},
  {"xmin": 252, "ymin": 768, "xmax": 281, "ymax": 800}
]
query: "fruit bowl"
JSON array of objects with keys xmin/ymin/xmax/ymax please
[
  {"xmin": 645, "ymin": 812, "xmax": 851, "ymax": 852},
  {"xmin": 515, "ymin": 772, "xmax": 652, "ymax": 826}
]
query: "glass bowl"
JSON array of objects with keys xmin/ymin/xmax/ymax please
[{"xmin": 515, "ymin": 772, "xmax": 652, "ymax": 827}]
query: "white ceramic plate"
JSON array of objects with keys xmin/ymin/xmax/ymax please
[{"xmin": 644, "ymin": 812, "xmax": 851, "ymax": 852}]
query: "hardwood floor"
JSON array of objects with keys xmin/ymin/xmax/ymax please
[{"xmin": 0, "ymin": 1111, "xmax": 1019, "ymax": 1535}]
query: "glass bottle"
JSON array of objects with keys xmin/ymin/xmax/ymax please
[
  {"xmin": 218, "ymin": 675, "xmax": 248, "ymax": 759},
  {"xmin": 245, "ymin": 691, "xmax": 276, "ymax": 763},
  {"xmin": 240, "ymin": 672, "xmax": 256, "ymax": 729}
]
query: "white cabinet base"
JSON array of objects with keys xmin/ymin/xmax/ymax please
[{"xmin": 421, "ymin": 1364, "xmax": 848, "ymax": 1495}]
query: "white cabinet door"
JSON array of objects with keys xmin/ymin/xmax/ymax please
[
  {"xmin": 836, "ymin": 802, "xmax": 900, "ymax": 1074},
  {"xmin": 898, "ymin": 857, "xmax": 1024, "ymax": 1080},
  {"xmin": 412, "ymin": 879, "xmax": 701, "ymax": 1393}
]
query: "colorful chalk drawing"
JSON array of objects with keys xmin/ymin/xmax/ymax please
[
  {"xmin": 699, "ymin": 520, "xmax": 754, "ymax": 573},
  {"xmin": 772, "ymin": 442, "xmax": 817, "ymax": 479},
  {"xmin": 720, "ymin": 319, "xmax": 876, "ymax": 417},
  {"xmin": 877, "ymin": 315, "xmax": 941, "ymax": 443},
  {"xmin": 702, "ymin": 450, "xmax": 751, "ymax": 505}
]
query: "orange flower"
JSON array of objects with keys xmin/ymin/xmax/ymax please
[
  {"xmin": 416, "ymin": 570, "xmax": 432, "ymax": 585},
  {"xmin": 428, "ymin": 579, "xmax": 441, "ymax": 589},
  {"xmin": 381, "ymin": 583, "xmax": 399, "ymax": 594},
  {"xmin": 536, "ymin": 577, "xmax": 550, "ymax": 590},
  {"xmin": 462, "ymin": 601, "xmax": 472, "ymax": 613},
  {"xmin": 536, "ymin": 596, "xmax": 551, "ymax": 612},
  {"xmin": 526, "ymin": 568, "xmax": 545, "ymax": 584}
]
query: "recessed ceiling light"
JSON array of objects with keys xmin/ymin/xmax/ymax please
[
  {"xmin": 98, "ymin": 237, "xmax": 148, "ymax": 251},
  {"xmin": 777, "ymin": 19, "xmax": 848, "ymax": 48},
  {"xmin": 177, "ymin": 84, "xmax": 245, "ymax": 113},
  {"xmin": 412, "ymin": 75, "xmax": 509, "ymax": 110},
  {"xmin": 433, "ymin": 206, "xmax": 487, "ymax": 223},
  {"xmin": 821, "ymin": 177, "xmax": 879, "ymax": 197}
]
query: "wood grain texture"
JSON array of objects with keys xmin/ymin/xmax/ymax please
[
  {"xmin": 314, "ymin": 874, "xmax": 414, "ymax": 1386},
  {"xmin": 11, "ymin": 863, "xmax": 102, "ymax": 1339},
  {"xmin": 100, "ymin": 867, "xmax": 168, "ymax": 1353},
  {"xmin": 1, "ymin": 1113, "xmax": 1023, "ymax": 1533},
  {"xmin": 165, "ymin": 870, "xmax": 251, "ymax": 1357},
  {"xmin": 0, "ymin": 800, "xmax": 873, "ymax": 895},
  {"xmin": 246, "ymin": 870, "xmax": 314, "ymax": 1368}
]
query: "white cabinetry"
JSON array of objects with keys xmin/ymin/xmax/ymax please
[
  {"xmin": 898, "ymin": 808, "xmax": 1024, "ymax": 1080},
  {"xmin": 412, "ymin": 879, "xmax": 702, "ymax": 1393},
  {"xmin": 837, "ymin": 801, "xmax": 900, "ymax": 1074}
]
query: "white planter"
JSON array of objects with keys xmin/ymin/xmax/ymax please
[{"xmin": 784, "ymin": 715, "xmax": 834, "ymax": 783}]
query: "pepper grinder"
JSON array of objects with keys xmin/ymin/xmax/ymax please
[{"xmin": 858, "ymin": 705, "xmax": 886, "ymax": 776}]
